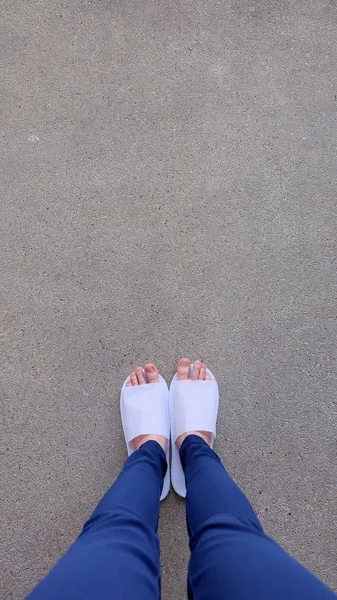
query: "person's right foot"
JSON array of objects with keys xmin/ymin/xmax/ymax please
[{"xmin": 176, "ymin": 358, "xmax": 213, "ymax": 449}]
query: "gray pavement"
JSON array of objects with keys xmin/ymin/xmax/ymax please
[{"xmin": 1, "ymin": 0, "xmax": 337, "ymax": 598}]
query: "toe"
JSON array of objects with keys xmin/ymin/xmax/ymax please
[
  {"xmin": 191, "ymin": 360, "xmax": 201, "ymax": 380},
  {"xmin": 144, "ymin": 363, "xmax": 159, "ymax": 383},
  {"xmin": 126, "ymin": 377, "xmax": 132, "ymax": 387},
  {"xmin": 135, "ymin": 367, "xmax": 146, "ymax": 385},
  {"xmin": 177, "ymin": 357, "xmax": 191, "ymax": 380},
  {"xmin": 199, "ymin": 363, "xmax": 206, "ymax": 380},
  {"xmin": 205, "ymin": 372, "xmax": 212, "ymax": 380},
  {"xmin": 130, "ymin": 372, "xmax": 138, "ymax": 386}
]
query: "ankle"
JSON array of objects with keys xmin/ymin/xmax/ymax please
[
  {"xmin": 132, "ymin": 434, "xmax": 168, "ymax": 453},
  {"xmin": 176, "ymin": 430, "xmax": 212, "ymax": 450}
]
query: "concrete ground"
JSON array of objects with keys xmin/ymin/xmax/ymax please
[{"xmin": 1, "ymin": 0, "xmax": 337, "ymax": 598}]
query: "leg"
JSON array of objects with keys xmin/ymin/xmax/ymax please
[
  {"xmin": 181, "ymin": 435, "xmax": 336, "ymax": 600},
  {"xmin": 27, "ymin": 440, "xmax": 166, "ymax": 600},
  {"xmin": 27, "ymin": 362, "xmax": 169, "ymax": 600}
]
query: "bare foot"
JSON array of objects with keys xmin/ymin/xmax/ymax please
[
  {"xmin": 126, "ymin": 363, "xmax": 168, "ymax": 453},
  {"xmin": 176, "ymin": 358, "xmax": 212, "ymax": 449}
]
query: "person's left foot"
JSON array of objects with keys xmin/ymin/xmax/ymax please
[{"xmin": 126, "ymin": 363, "xmax": 168, "ymax": 453}]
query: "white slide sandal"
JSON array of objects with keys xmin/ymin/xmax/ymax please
[
  {"xmin": 169, "ymin": 365, "xmax": 219, "ymax": 497},
  {"xmin": 120, "ymin": 374, "xmax": 170, "ymax": 501}
]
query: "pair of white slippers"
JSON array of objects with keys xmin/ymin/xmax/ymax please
[{"xmin": 120, "ymin": 365, "xmax": 219, "ymax": 499}]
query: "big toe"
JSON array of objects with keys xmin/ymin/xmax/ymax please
[
  {"xmin": 177, "ymin": 357, "xmax": 191, "ymax": 380},
  {"xmin": 144, "ymin": 363, "xmax": 160, "ymax": 383}
]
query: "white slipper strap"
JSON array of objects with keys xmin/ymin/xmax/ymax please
[
  {"xmin": 122, "ymin": 381, "xmax": 169, "ymax": 442},
  {"xmin": 174, "ymin": 380, "xmax": 218, "ymax": 440}
]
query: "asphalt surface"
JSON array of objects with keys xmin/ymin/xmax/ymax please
[{"xmin": 1, "ymin": 1, "xmax": 337, "ymax": 598}]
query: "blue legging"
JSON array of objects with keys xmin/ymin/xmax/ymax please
[{"xmin": 27, "ymin": 435, "xmax": 336, "ymax": 599}]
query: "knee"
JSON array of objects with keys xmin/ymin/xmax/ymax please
[{"xmin": 189, "ymin": 512, "xmax": 264, "ymax": 552}]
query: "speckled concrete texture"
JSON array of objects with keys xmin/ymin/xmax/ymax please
[{"xmin": 1, "ymin": 0, "xmax": 337, "ymax": 598}]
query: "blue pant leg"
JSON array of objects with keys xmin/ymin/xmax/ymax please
[
  {"xmin": 26, "ymin": 441, "xmax": 166, "ymax": 600},
  {"xmin": 181, "ymin": 435, "xmax": 336, "ymax": 600}
]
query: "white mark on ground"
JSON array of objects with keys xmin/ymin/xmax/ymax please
[{"xmin": 28, "ymin": 135, "xmax": 40, "ymax": 142}]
